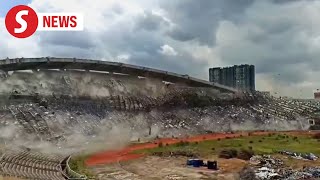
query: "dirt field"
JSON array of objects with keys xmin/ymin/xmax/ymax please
[{"xmin": 90, "ymin": 156, "xmax": 248, "ymax": 180}]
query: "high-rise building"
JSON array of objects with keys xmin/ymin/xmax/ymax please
[
  {"xmin": 209, "ymin": 64, "xmax": 255, "ymax": 91},
  {"xmin": 315, "ymin": 91, "xmax": 320, "ymax": 100}
]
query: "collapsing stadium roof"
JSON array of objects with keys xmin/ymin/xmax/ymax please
[{"xmin": 0, "ymin": 57, "xmax": 238, "ymax": 93}]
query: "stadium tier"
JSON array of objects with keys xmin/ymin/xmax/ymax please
[{"xmin": 0, "ymin": 149, "xmax": 85, "ymax": 180}]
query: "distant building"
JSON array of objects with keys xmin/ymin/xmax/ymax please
[
  {"xmin": 209, "ymin": 64, "xmax": 255, "ymax": 91},
  {"xmin": 315, "ymin": 92, "xmax": 320, "ymax": 100}
]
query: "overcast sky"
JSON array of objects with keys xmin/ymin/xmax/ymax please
[{"xmin": 1, "ymin": 0, "xmax": 320, "ymax": 98}]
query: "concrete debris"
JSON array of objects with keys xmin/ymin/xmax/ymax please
[
  {"xmin": 255, "ymin": 167, "xmax": 280, "ymax": 180},
  {"xmin": 239, "ymin": 166, "xmax": 258, "ymax": 180},
  {"xmin": 250, "ymin": 155, "xmax": 284, "ymax": 168},
  {"xmin": 250, "ymin": 155, "xmax": 320, "ymax": 180},
  {"xmin": 303, "ymin": 167, "xmax": 320, "ymax": 178},
  {"xmin": 279, "ymin": 150, "xmax": 318, "ymax": 161}
]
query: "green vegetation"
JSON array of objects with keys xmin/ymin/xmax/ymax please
[
  {"xmin": 69, "ymin": 154, "xmax": 95, "ymax": 179},
  {"xmin": 135, "ymin": 134, "xmax": 320, "ymax": 158}
]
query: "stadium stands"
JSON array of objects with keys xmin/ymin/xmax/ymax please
[
  {"xmin": 0, "ymin": 149, "xmax": 87, "ymax": 180},
  {"xmin": 0, "ymin": 149, "xmax": 64, "ymax": 180},
  {"xmin": 1, "ymin": 89, "xmax": 320, "ymax": 141}
]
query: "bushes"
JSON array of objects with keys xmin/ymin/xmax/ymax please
[
  {"xmin": 219, "ymin": 148, "xmax": 255, "ymax": 160},
  {"xmin": 237, "ymin": 149, "xmax": 255, "ymax": 160},
  {"xmin": 313, "ymin": 133, "xmax": 320, "ymax": 139},
  {"xmin": 176, "ymin": 140, "xmax": 190, "ymax": 147},
  {"xmin": 219, "ymin": 149, "xmax": 238, "ymax": 159}
]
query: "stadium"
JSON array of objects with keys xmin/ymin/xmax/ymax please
[{"xmin": 0, "ymin": 57, "xmax": 320, "ymax": 180}]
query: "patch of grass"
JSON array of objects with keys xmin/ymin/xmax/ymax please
[
  {"xmin": 134, "ymin": 133, "xmax": 320, "ymax": 158},
  {"xmin": 69, "ymin": 154, "xmax": 95, "ymax": 179}
]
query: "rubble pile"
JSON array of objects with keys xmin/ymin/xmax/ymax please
[
  {"xmin": 303, "ymin": 167, "xmax": 320, "ymax": 178},
  {"xmin": 250, "ymin": 155, "xmax": 284, "ymax": 169},
  {"xmin": 279, "ymin": 150, "xmax": 318, "ymax": 161},
  {"xmin": 249, "ymin": 155, "xmax": 320, "ymax": 180}
]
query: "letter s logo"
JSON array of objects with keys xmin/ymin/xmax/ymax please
[
  {"xmin": 5, "ymin": 5, "xmax": 39, "ymax": 38},
  {"xmin": 15, "ymin": 10, "xmax": 29, "ymax": 33}
]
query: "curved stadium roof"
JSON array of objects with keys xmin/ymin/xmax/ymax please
[{"xmin": 0, "ymin": 57, "xmax": 237, "ymax": 93}]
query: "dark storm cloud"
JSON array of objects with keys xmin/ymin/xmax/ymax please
[
  {"xmin": 99, "ymin": 21, "xmax": 207, "ymax": 78},
  {"xmin": 160, "ymin": 0, "xmax": 254, "ymax": 45},
  {"xmin": 166, "ymin": 28, "xmax": 194, "ymax": 42}
]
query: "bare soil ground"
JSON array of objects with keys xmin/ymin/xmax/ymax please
[{"xmin": 90, "ymin": 156, "xmax": 246, "ymax": 180}]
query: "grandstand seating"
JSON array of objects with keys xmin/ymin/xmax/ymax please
[
  {"xmin": 1, "ymin": 89, "xmax": 320, "ymax": 141},
  {"xmin": 0, "ymin": 149, "xmax": 87, "ymax": 180},
  {"xmin": 0, "ymin": 149, "xmax": 64, "ymax": 180}
]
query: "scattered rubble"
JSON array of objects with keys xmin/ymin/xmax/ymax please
[
  {"xmin": 239, "ymin": 166, "xmax": 258, "ymax": 180},
  {"xmin": 250, "ymin": 155, "xmax": 320, "ymax": 180},
  {"xmin": 303, "ymin": 167, "xmax": 320, "ymax": 178},
  {"xmin": 279, "ymin": 150, "xmax": 318, "ymax": 161},
  {"xmin": 255, "ymin": 167, "xmax": 280, "ymax": 180},
  {"xmin": 250, "ymin": 155, "xmax": 284, "ymax": 168},
  {"xmin": 249, "ymin": 155, "xmax": 320, "ymax": 180}
]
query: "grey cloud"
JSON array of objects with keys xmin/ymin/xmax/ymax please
[
  {"xmin": 39, "ymin": 31, "xmax": 95, "ymax": 49},
  {"xmin": 43, "ymin": 45, "xmax": 97, "ymax": 59},
  {"xmin": 160, "ymin": 0, "xmax": 254, "ymax": 45},
  {"xmin": 135, "ymin": 11, "xmax": 169, "ymax": 31},
  {"xmin": 166, "ymin": 28, "xmax": 195, "ymax": 42},
  {"xmin": 129, "ymin": 51, "xmax": 208, "ymax": 79},
  {"xmin": 271, "ymin": 0, "xmax": 309, "ymax": 4}
]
